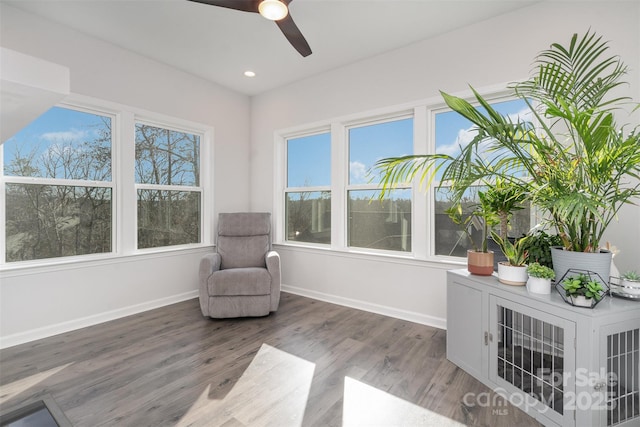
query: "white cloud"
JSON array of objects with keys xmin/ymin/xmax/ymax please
[
  {"xmin": 350, "ymin": 161, "xmax": 368, "ymax": 184},
  {"xmin": 40, "ymin": 129, "xmax": 88, "ymax": 142},
  {"xmin": 456, "ymin": 126, "xmax": 477, "ymax": 147},
  {"xmin": 509, "ymin": 107, "xmax": 534, "ymax": 123},
  {"xmin": 438, "ymin": 125, "xmax": 479, "ymax": 157},
  {"xmin": 438, "ymin": 106, "xmax": 534, "ymax": 157}
]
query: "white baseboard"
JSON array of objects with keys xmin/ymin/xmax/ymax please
[
  {"xmin": 2, "ymin": 287, "xmax": 446, "ymax": 349},
  {"xmin": 0, "ymin": 290, "xmax": 198, "ymax": 349},
  {"xmin": 281, "ymin": 284, "xmax": 447, "ymax": 330}
]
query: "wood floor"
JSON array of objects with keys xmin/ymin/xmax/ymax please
[{"xmin": 0, "ymin": 293, "xmax": 541, "ymax": 426}]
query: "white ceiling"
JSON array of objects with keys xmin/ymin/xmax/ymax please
[{"xmin": 4, "ymin": 0, "xmax": 539, "ymax": 96}]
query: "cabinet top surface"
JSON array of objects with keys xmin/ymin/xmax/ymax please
[{"xmin": 448, "ymin": 269, "xmax": 640, "ymax": 318}]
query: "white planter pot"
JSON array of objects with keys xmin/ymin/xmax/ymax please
[
  {"xmin": 571, "ymin": 294, "xmax": 593, "ymax": 307},
  {"xmin": 527, "ymin": 277, "xmax": 552, "ymax": 294},
  {"xmin": 621, "ymin": 279, "xmax": 640, "ymax": 296},
  {"xmin": 611, "ymin": 278, "xmax": 640, "ymax": 299},
  {"xmin": 497, "ymin": 262, "xmax": 528, "ymax": 286}
]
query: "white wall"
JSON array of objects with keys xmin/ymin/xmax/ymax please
[
  {"xmin": 250, "ymin": 2, "xmax": 640, "ymax": 328},
  {"xmin": 0, "ymin": 5, "xmax": 251, "ymax": 347}
]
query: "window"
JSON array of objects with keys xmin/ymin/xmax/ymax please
[
  {"xmin": 2, "ymin": 106, "xmax": 113, "ymax": 262},
  {"xmin": 135, "ymin": 122, "xmax": 202, "ymax": 249},
  {"xmin": 285, "ymin": 132, "xmax": 331, "ymax": 244},
  {"xmin": 1, "ymin": 99, "xmax": 212, "ymax": 267},
  {"xmin": 347, "ymin": 117, "xmax": 413, "ymax": 252},
  {"xmin": 276, "ymin": 91, "xmax": 534, "ymax": 261},
  {"xmin": 433, "ymin": 98, "xmax": 531, "ymax": 256}
]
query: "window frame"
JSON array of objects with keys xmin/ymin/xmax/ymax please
[
  {"xmin": 1, "ymin": 102, "xmax": 118, "ymax": 265},
  {"xmin": 429, "ymin": 94, "xmax": 536, "ymax": 262},
  {"xmin": 344, "ymin": 113, "xmax": 415, "ymax": 254},
  {"xmin": 133, "ymin": 117, "xmax": 206, "ymax": 251},
  {"xmin": 282, "ymin": 127, "xmax": 332, "ymax": 248},
  {"xmin": 275, "ymin": 108, "xmax": 423, "ymax": 257},
  {"xmin": 0, "ymin": 95, "xmax": 214, "ymax": 270},
  {"xmin": 274, "ymin": 86, "xmax": 534, "ymax": 263}
]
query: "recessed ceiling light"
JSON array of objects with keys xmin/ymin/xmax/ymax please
[{"xmin": 244, "ymin": 71, "xmax": 256, "ymax": 77}]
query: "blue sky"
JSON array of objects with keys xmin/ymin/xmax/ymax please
[
  {"xmin": 349, "ymin": 118, "xmax": 413, "ymax": 185},
  {"xmin": 3, "ymin": 106, "xmax": 110, "ymax": 178},
  {"xmin": 436, "ymin": 98, "xmax": 529, "ymax": 156},
  {"xmin": 10, "ymin": 99, "xmax": 529, "ymax": 187},
  {"xmin": 287, "ymin": 99, "xmax": 528, "ymax": 189},
  {"xmin": 287, "ymin": 118, "xmax": 413, "ymax": 188},
  {"xmin": 434, "ymin": 98, "xmax": 530, "ymax": 181},
  {"xmin": 287, "ymin": 132, "xmax": 331, "ymax": 187}
]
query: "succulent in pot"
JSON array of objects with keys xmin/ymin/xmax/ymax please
[
  {"xmin": 561, "ymin": 273, "xmax": 606, "ymax": 307},
  {"xmin": 527, "ymin": 262, "xmax": 555, "ymax": 280},
  {"xmin": 611, "ymin": 270, "xmax": 640, "ymax": 299},
  {"xmin": 622, "ymin": 271, "xmax": 640, "ymax": 282},
  {"xmin": 526, "ymin": 262, "xmax": 555, "ymax": 294}
]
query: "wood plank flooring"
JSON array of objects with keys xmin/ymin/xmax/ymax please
[{"xmin": 0, "ymin": 293, "xmax": 541, "ymax": 426}]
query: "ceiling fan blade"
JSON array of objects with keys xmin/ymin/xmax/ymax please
[
  {"xmin": 186, "ymin": 0, "xmax": 259, "ymax": 13},
  {"xmin": 276, "ymin": 14, "xmax": 312, "ymax": 57}
]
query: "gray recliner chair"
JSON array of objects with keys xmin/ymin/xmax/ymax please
[{"xmin": 199, "ymin": 212, "xmax": 281, "ymax": 318}]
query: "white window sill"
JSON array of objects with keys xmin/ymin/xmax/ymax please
[
  {"xmin": 273, "ymin": 242, "xmax": 465, "ymax": 270},
  {"xmin": 0, "ymin": 244, "xmax": 214, "ymax": 278}
]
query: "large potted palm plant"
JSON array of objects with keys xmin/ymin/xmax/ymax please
[{"xmin": 376, "ymin": 31, "xmax": 640, "ymax": 281}]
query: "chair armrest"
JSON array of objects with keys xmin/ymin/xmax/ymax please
[
  {"xmin": 265, "ymin": 250, "xmax": 281, "ymax": 312},
  {"xmin": 199, "ymin": 253, "xmax": 221, "ymax": 282},
  {"xmin": 198, "ymin": 253, "xmax": 221, "ymax": 317},
  {"xmin": 265, "ymin": 250, "xmax": 280, "ymax": 275}
]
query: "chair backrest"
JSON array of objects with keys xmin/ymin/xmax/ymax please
[{"xmin": 217, "ymin": 212, "xmax": 271, "ymax": 269}]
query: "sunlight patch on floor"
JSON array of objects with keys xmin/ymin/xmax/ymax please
[
  {"xmin": 342, "ymin": 376, "xmax": 465, "ymax": 427},
  {"xmin": 0, "ymin": 363, "xmax": 73, "ymax": 405},
  {"xmin": 177, "ymin": 343, "xmax": 315, "ymax": 426}
]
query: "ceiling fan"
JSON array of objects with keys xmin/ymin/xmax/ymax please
[{"xmin": 187, "ymin": 0, "xmax": 312, "ymax": 57}]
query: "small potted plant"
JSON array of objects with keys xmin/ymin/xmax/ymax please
[
  {"xmin": 526, "ymin": 262, "xmax": 555, "ymax": 294},
  {"xmin": 491, "ymin": 231, "xmax": 529, "ymax": 285},
  {"xmin": 561, "ymin": 273, "xmax": 606, "ymax": 308},
  {"xmin": 446, "ymin": 194, "xmax": 497, "ymax": 276},
  {"xmin": 612, "ymin": 271, "xmax": 640, "ymax": 299}
]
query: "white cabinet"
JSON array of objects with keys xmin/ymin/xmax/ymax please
[
  {"xmin": 446, "ymin": 279, "xmax": 485, "ymax": 380},
  {"xmin": 447, "ymin": 269, "xmax": 640, "ymax": 427}
]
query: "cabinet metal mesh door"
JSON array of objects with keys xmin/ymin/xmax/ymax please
[
  {"xmin": 496, "ymin": 304, "xmax": 565, "ymax": 413},
  {"xmin": 605, "ymin": 326, "xmax": 640, "ymax": 426},
  {"xmin": 489, "ymin": 296, "xmax": 575, "ymax": 427}
]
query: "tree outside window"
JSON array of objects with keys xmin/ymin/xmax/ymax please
[
  {"xmin": 2, "ymin": 106, "xmax": 113, "ymax": 262},
  {"xmin": 135, "ymin": 123, "xmax": 201, "ymax": 249},
  {"xmin": 285, "ymin": 132, "xmax": 331, "ymax": 244},
  {"xmin": 348, "ymin": 117, "xmax": 413, "ymax": 252}
]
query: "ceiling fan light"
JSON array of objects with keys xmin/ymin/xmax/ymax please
[{"xmin": 258, "ymin": 0, "xmax": 288, "ymax": 21}]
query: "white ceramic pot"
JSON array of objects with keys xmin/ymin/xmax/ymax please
[
  {"xmin": 612, "ymin": 278, "xmax": 640, "ymax": 298},
  {"xmin": 497, "ymin": 262, "xmax": 528, "ymax": 286},
  {"xmin": 527, "ymin": 277, "xmax": 552, "ymax": 294},
  {"xmin": 571, "ymin": 294, "xmax": 593, "ymax": 307}
]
